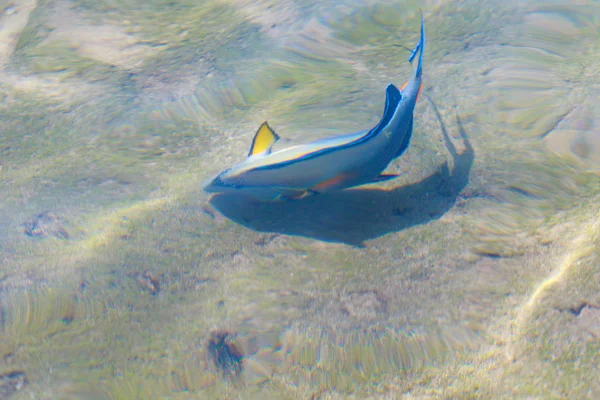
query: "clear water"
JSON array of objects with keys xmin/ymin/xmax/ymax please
[{"xmin": 0, "ymin": 0, "xmax": 599, "ymax": 398}]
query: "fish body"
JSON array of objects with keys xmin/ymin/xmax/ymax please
[{"xmin": 204, "ymin": 13, "xmax": 425, "ymax": 201}]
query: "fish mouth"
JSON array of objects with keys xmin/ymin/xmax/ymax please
[
  {"xmin": 202, "ymin": 172, "xmax": 242, "ymax": 193},
  {"xmin": 202, "ymin": 173, "xmax": 223, "ymax": 193},
  {"xmin": 202, "ymin": 183, "xmax": 218, "ymax": 193}
]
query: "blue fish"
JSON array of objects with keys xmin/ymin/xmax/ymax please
[{"xmin": 204, "ymin": 13, "xmax": 425, "ymax": 201}]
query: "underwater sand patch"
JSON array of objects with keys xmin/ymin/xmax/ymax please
[
  {"xmin": 492, "ymin": 206, "xmax": 600, "ymax": 397},
  {"xmin": 152, "ymin": 325, "xmax": 474, "ymax": 397},
  {"xmin": 575, "ymin": 304, "xmax": 600, "ymax": 338},
  {"xmin": 221, "ymin": 1, "xmax": 360, "ymax": 64},
  {"xmin": 543, "ymin": 100, "xmax": 600, "ymax": 171},
  {"xmin": 0, "ymin": 70, "xmax": 104, "ymax": 103},
  {"xmin": 150, "ymin": 52, "xmax": 362, "ymax": 132},
  {"xmin": 219, "ymin": 0, "xmax": 300, "ymax": 39},
  {"xmin": 520, "ymin": 6, "xmax": 592, "ymax": 58},
  {"xmin": 0, "ymin": 1, "xmax": 114, "ymax": 103},
  {"xmin": 483, "ymin": 5, "xmax": 596, "ymax": 141},
  {"xmin": 0, "ymin": 0, "xmax": 160, "ymax": 103},
  {"xmin": 1, "ymin": 197, "xmax": 173, "ymax": 291},
  {"xmin": 0, "ymin": 1, "xmax": 89, "ymax": 100},
  {"xmin": 0, "ymin": 285, "xmax": 110, "ymax": 343},
  {"xmin": 505, "ymin": 4, "xmax": 600, "ymax": 171},
  {"xmin": 339, "ymin": 290, "xmax": 387, "ymax": 321},
  {"xmin": 507, "ymin": 207, "xmax": 599, "ymax": 353},
  {"xmin": 282, "ymin": 17, "xmax": 360, "ymax": 63},
  {"xmin": 252, "ymin": 326, "xmax": 473, "ymax": 393},
  {"xmin": 45, "ymin": 1, "xmax": 158, "ymax": 70},
  {"xmin": 0, "ymin": 0, "xmax": 37, "ymax": 69}
]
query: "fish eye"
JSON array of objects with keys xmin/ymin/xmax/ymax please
[{"xmin": 212, "ymin": 175, "xmax": 225, "ymax": 186}]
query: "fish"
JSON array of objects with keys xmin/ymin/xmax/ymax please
[{"xmin": 204, "ymin": 13, "xmax": 425, "ymax": 201}]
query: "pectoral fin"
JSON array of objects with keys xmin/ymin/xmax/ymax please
[
  {"xmin": 273, "ymin": 188, "xmax": 319, "ymax": 201},
  {"xmin": 248, "ymin": 122, "xmax": 280, "ymax": 157},
  {"xmin": 312, "ymin": 173, "xmax": 353, "ymax": 191}
]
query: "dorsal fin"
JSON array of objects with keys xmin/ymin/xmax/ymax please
[{"xmin": 248, "ymin": 122, "xmax": 280, "ymax": 157}]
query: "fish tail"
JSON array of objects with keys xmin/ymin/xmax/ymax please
[{"xmin": 408, "ymin": 10, "xmax": 425, "ymax": 79}]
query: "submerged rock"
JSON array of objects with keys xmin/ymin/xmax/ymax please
[
  {"xmin": 23, "ymin": 211, "xmax": 69, "ymax": 239},
  {"xmin": 575, "ymin": 304, "xmax": 600, "ymax": 339},
  {"xmin": 132, "ymin": 271, "xmax": 161, "ymax": 296},
  {"xmin": 206, "ymin": 330, "xmax": 244, "ymax": 378},
  {"xmin": 0, "ymin": 371, "xmax": 27, "ymax": 398}
]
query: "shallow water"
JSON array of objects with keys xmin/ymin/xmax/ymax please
[{"xmin": 0, "ymin": 0, "xmax": 599, "ymax": 398}]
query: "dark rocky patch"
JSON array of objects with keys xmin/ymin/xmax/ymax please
[
  {"xmin": 254, "ymin": 234, "xmax": 278, "ymax": 247},
  {"xmin": 206, "ymin": 330, "xmax": 243, "ymax": 378},
  {"xmin": 132, "ymin": 272, "xmax": 160, "ymax": 295},
  {"xmin": 23, "ymin": 211, "xmax": 69, "ymax": 239},
  {"xmin": 0, "ymin": 371, "xmax": 27, "ymax": 398},
  {"xmin": 567, "ymin": 302, "xmax": 589, "ymax": 317}
]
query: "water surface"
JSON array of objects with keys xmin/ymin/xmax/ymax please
[{"xmin": 0, "ymin": 0, "xmax": 599, "ymax": 398}]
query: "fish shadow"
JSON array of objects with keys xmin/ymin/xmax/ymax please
[{"xmin": 210, "ymin": 107, "xmax": 474, "ymax": 247}]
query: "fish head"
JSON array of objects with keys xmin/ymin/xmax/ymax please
[
  {"xmin": 202, "ymin": 168, "xmax": 245, "ymax": 194},
  {"xmin": 203, "ymin": 168, "xmax": 289, "ymax": 201}
]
